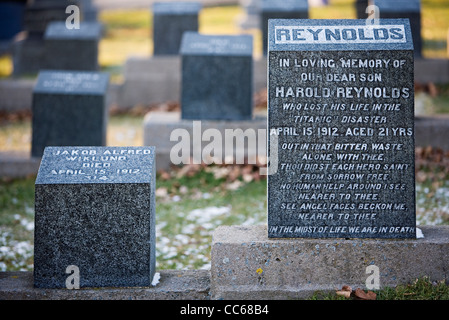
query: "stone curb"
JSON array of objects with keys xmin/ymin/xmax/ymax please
[{"xmin": 0, "ymin": 270, "xmax": 211, "ymax": 300}]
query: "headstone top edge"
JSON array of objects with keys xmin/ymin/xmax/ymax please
[
  {"xmin": 261, "ymin": 0, "xmax": 309, "ymax": 11},
  {"xmin": 374, "ymin": 0, "xmax": 421, "ymax": 12},
  {"xmin": 152, "ymin": 1, "xmax": 202, "ymax": 14},
  {"xmin": 35, "ymin": 146, "xmax": 156, "ymax": 185},
  {"xmin": 44, "ymin": 21, "xmax": 103, "ymax": 40},
  {"xmin": 33, "ymin": 70, "xmax": 110, "ymax": 95},
  {"xmin": 180, "ymin": 32, "xmax": 253, "ymax": 56}
]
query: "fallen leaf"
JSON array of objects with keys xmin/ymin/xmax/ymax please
[
  {"xmin": 336, "ymin": 290, "xmax": 352, "ymax": 298},
  {"xmin": 354, "ymin": 288, "xmax": 377, "ymax": 300},
  {"xmin": 336, "ymin": 285, "xmax": 353, "ymax": 298},
  {"xmin": 341, "ymin": 285, "xmax": 352, "ymax": 292}
]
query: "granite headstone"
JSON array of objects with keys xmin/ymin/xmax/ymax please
[
  {"xmin": 180, "ymin": 32, "xmax": 253, "ymax": 120},
  {"xmin": 31, "ymin": 70, "xmax": 109, "ymax": 158},
  {"xmin": 43, "ymin": 21, "xmax": 102, "ymax": 71},
  {"xmin": 267, "ymin": 19, "xmax": 416, "ymax": 239},
  {"xmin": 374, "ymin": 0, "xmax": 422, "ymax": 57},
  {"xmin": 152, "ymin": 1, "xmax": 202, "ymax": 55},
  {"xmin": 34, "ymin": 146, "xmax": 156, "ymax": 288},
  {"xmin": 260, "ymin": 0, "xmax": 309, "ymax": 55}
]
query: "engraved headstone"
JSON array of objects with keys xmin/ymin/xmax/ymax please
[
  {"xmin": 374, "ymin": 0, "xmax": 422, "ymax": 57},
  {"xmin": 34, "ymin": 146, "xmax": 156, "ymax": 288},
  {"xmin": 260, "ymin": 0, "xmax": 309, "ymax": 55},
  {"xmin": 180, "ymin": 32, "xmax": 253, "ymax": 120},
  {"xmin": 152, "ymin": 1, "xmax": 201, "ymax": 55},
  {"xmin": 31, "ymin": 70, "xmax": 109, "ymax": 158},
  {"xmin": 43, "ymin": 21, "xmax": 102, "ymax": 71},
  {"xmin": 267, "ymin": 19, "xmax": 416, "ymax": 239}
]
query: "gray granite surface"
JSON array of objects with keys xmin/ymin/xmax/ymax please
[
  {"xmin": 180, "ymin": 32, "xmax": 253, "ymax": 120},
  {"xmin": 34, "ymin": 146, "xmax": 156, "ymax": 288},
  {"xmin": 31, "ymin": 70, "xmax": 109, "ymax": 158},
  {"xmin": 267, "ymin": 19, "xmax": 416, "ymax": 239}
]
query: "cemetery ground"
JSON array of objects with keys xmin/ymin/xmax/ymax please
[{"xmin": 1, "ymin": 1, "xmax": 449, "ymax": 300}]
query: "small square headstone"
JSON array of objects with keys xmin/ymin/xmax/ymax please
[
  {"xmin": 34, "ymin": 146, "xmax": 156, "ymax": 288},
  {"xmin": 152, "ymin": 1, "xmax": 202, "ymax": 55},
  {"xmin": 31, "ymin": 70, "xmax": 109, "ymax": 158},
  {"xmin": 180, "ymin": 32, "xmax": 253, "ymax": 120},
  {"xmin": 267, "ymin": 19, "xmax": 416, "ymax": 239},
  {"xmin": 261, "ymin": 0, "xmax": 309, "ymax": 55},
  {"xmin": 43, "ymin": 21, "xmax": 102, "ymax": 71}
]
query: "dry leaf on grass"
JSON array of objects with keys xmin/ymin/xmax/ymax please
[
  {"xmin": 336, "ymin": 285, "xmax": 352, "ymax": 298},
  {"xmin": 354, "ymin": 288, "xmax": 377, "ymax": 300},
  {"xmin": 336, "ymin": 286, "xmax": 376, "ymax": 300}
]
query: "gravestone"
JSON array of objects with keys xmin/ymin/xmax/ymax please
[
  {"xmin": 267, "ymin": 19, "xmax": 416, "ymax": 239},
  {"xmin": 180, "ymin": 32, "xmax": 253, "ymax": 120},
  {"xmin": 260, "ymin": 0, "xmax": 309, "ymax": 55},
  {"xmin": 31, "ymin": 70, "xmax": 109, "ymax": 158},
  {"xmin": 374, "ymin": 0, "xmax": 422, "ymax": 57},
  {"xmin": 12, "ymin": 0, "xmax": 79, "ymax": 75},
  {"xmin": 43, "ymin": 21, "xmax": 102, "ymax": 71},
  {"xmin": 34, "ymin": 146, "xmax": 156, "ymax": 288},
  {"xmin": 152, "ymin": 1, "xmax": 202, "ymax": 55}
]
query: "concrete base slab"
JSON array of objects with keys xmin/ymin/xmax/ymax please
[
  {"xmin": 0, "ymin": 270, "xmax": 210, "ymax": 300},
  {"xmin": 414, "ymin": 58, "xmax": 449, "ymax": 84},
  {"xmin": 0, "ymin": 151, "xmax": 40, "ymax": 179},
  {"xmin": 117, "ymin": 56, "xmax": 181, "ymax": 109},
  {"xmin": 211, "ymin": 225, "xmax": 449, "ymax": 300},
  {"xmin": 143, "ymin": 111, "xmax": 268, "ymax": 171},
  {"xmin": 415, "ymin": 115, "xmax": 449, "ymax": 150}
]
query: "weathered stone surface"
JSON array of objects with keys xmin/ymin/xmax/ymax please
[
  {"xmin": 211, "ymin": 225, "xmax": 449, "ymax": 299},
  {"xmin": 34, "ymin": 146, "xmax": 156, "ymax": 289},
  {"xmin": 267, "ymin": 19, "xmax": 416, "ymax": 238}
]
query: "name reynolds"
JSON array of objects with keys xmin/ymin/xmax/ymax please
[{"xmin": 274, "ymin": 25, "xmax": 406, "ymax": 44}]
